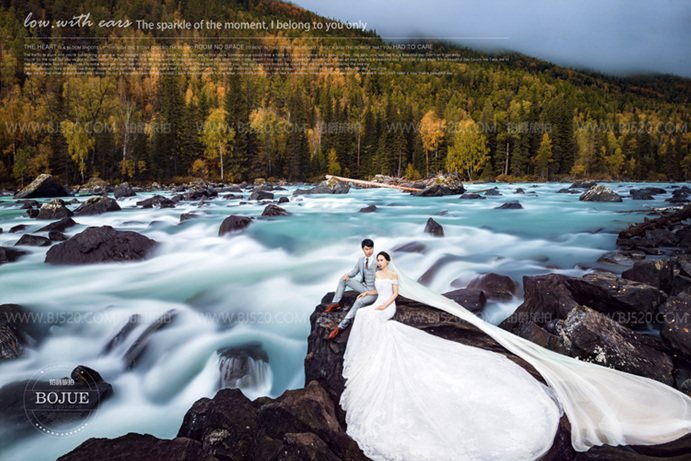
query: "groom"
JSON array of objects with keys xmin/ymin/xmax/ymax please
[{"xmin": 326, "ymin": 238, "xmax": 378, "ymax": 339}]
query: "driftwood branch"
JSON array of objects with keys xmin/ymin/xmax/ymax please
[
  {"xmin": 325, "ymin": 175, "xmax": 421, "ymax": 192},
  {"xmin": 618, "ymin": 204, "xmax": 691, "ymax": 239}
]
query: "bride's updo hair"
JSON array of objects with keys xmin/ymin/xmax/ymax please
[{"xmin": 377, "ymin": 251, "xmax": 391, "ymax": 261}]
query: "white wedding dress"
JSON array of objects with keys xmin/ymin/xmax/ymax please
[
  {"xmin": 341, "ymin": 278, "xmax": 562, "ymax": 460},
  {"xmin": 340, "ymin": 266, "xmax": 691, "ymax": 460}
]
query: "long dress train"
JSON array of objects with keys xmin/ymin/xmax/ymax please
[
  {"xmin": 341, "ymin": 261, "xmax": 691, "ymax": 456},
  {"xmin": 341, "ymin": 278, "xmax": 563, "ymax": 460}
]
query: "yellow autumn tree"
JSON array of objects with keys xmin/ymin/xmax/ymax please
[
  {"xmin": 420, "ymin": 110, "xmax": 446, "ymax": 177},
  {"xmin": 201, "ymin": 108, "xmax": 235, "ymax": 181},
  {"xmin": 446, "ymin": 119, "xmax": 489, "ymax": 181}
]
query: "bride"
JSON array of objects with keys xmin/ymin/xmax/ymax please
[{"xmin": 340, "ymin": 251, "xmax": 691, "ymax": 460}]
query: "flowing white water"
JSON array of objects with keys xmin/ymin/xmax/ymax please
[{"xmin": 0, "ymin": 182, "xmax": 681, "ymax": 459}]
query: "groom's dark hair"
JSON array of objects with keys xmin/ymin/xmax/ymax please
[{"xmin": 361, "ymin": 238, "xmax": 374, "ymax": 248}]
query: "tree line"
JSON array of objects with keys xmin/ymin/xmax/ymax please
[{"xmin": 1, "ymin": 0, "xmax": 690, "ymax": 188}]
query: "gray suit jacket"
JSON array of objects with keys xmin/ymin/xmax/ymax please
[{"xmin": 348, "ymin": 256, "xmax": 378, "ymax": 289}]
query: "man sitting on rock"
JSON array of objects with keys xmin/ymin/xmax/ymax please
[{"xmin": 326, "ymin": 238, "xmax": 377, "ymax": 339}]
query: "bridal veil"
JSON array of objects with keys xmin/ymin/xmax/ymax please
[{"xmin": 389, "ymin": 260, "xmax": 691, "ymax": 451}]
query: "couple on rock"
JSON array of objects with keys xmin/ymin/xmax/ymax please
[
  {"xmin": 325, "ymin": 238, "xmax": 691, "ymax": 460},
  {"xmin": 325, "ymin": 239, "xmax": 397, "ymax": 340}
]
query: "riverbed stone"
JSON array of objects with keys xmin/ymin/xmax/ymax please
[
  {"xmin": 58, "ymin": 434, "xmax": 216, "ymax": 461},
  {"xmin": 0, "ymin": 246, "xmax": 26, "ymax": 265},
  {"xmin": 495, "ymin": 201, "xmax": 523, "ymax": 209},
  {"xmin": 580, "ymin": 185, "xmax": 622, "ymax": 202},
  {"xmin": 621, "ymin": 259, "xmax": 674, "ymax": 293},
  {"xmin": 178, "ymin": 388, "xmax": 256, "ymax": 461},
  {"xmin": 261, "ymin": 204, "xmax": 290, "ymax": 217},
  {"xmin": 74, "ymin": 197, "xmax": 121, "ymax": 216},
  {"xmin": 219, "ymin": 216, "xmax": 253, "ymax": 236},
  {"xmin": 466, "ymin": 273, "xmax": 518, "ymax": 300},
  {"xmin": 14, "ymin": 234, "xmax": 51, "ymax": 247},
  {"xmin": 14, "ymin": 174, "xmax": 73, "ymax": 199},
  {"xmin": 659, "ymin": 293, "xmax": 691, "ymax": 360},
  {"xmin": 37, "ymin": 198, "xmax": 74, "ymax": 220},
  {"xmin": 424, "ymin": 217, "xmax": 444, "ymax": 236},
  {"xmin": 37, "ymin": 217, "xmax": 77, "ymax": 233},
  {"xmin": 45, "ymin": 226, "xmax": 158, "ymax": 265}
]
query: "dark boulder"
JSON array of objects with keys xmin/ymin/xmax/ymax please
[
  {"xmin": 621, "ymin": 259, "xmax": 674, "ymax": 293},
  {"xmin": 1, "ymin": 304, "xmax": 29, "ymax": 360},
  {"xmin": 114, "ymin": 182, "xmax": 136, "ymax": 199},
  {"xmin": 630, "ymin": 190, "xmax": 654, "ymax": 200},
  {"xmin": 579, "ymin": 185, "xmax": 622, "ymax": 202},
  {"xmin": 278, "ymin": 197, "xmax": 289, "ymax": 204},
  {"xmin": 179, "ymin": 212, "xmax": 210, "ymax": 223},
  {"xmin": 136, "ymin": 195, "xmax": 175, "ymax": 209},
  {"xmin": 568, "ymin": 272, "xmax": 667, "ymax": 327},
  {"xmin": 675, "ymin": 255, "xmax": 691, "ymax": 278},
  {"xmin": 9, "ymin": 224, "xmax": 28, "ymax": 233},
  {"xmin": 556, "ymin": 306, "xmax": 674, "ymax": 386},
  {"xmin": 569, "ymin": 180, "xmax": 597, "ymax": 189},
  {"xmin": 74, "ymin": 197, "xmax": 121, "ymax": 216},
  {"xmin": 178, "ymin": 388, "xmax": 256, "ymax": 461},
  {"xmin": 558, "ymin": 189, "xmax": 581, "ymax": 194},
  {"xmin": 14, "ymin": 234, "xmax": 51, "ymax": 247},
  {"xmin": 58, "ymin": 433, "xmax": 217, "ymax": 461},
  {"xmin": 495, "ymin": 201, "xmax": 523, "ymax": 210},
  {"xmin": 424, "ymin": 218, "xmax": 444, "ymax": 236},
  {"xmin": 17, "ymin": 199, "xmax": 39, "ymax": 209},
  {"xmin": 223, "ymin": 194, "xmax": 243, "ymax": 200},
  {"xmin": 597, "ymin": 252, "xmax": 634, "ymax": 266},
  {"xmin": 249, "ymin": 190, "xmax": 274, "ymax": 201},
  {"xmin": 184, "ymin": 185, "xmax": 218, "ymax": 201},
  {"xmin": 48, "ymin": 231, "xmax": 68, "ymax": 241},
  {"xmin": 261, "ymin": 204, "xmax": 290, "ymax": 217},
  {"xmin": 25, "ymin": 209, "xmax": 39, "ymax": 218},
  {"xmin": 0, "ymin": 246, "xmax": 26, "ymax": 265},
  {"xmin": 500, "ymin": 272, "xmax": 666, "ymax": 333},
  {"xmin": 45, "ymin": 226, "xmax": 158, "ymax": 265},
  {"xmin": 442, "ymin": 288, "xmax": 487, "ymax": 312},
  {"xmin": 14, "ymin": 174, "xmax": 73, "ymax": 199},
  {"xmin": 78, "ymin": 177, "xmax": 111, "ymax": 195},
  {"xmin": 515, "ymin": 188, "xmax": 525, "ymax": 194},
  {"xmin": 459, "ymin": 193, "xmax": 486, "ymax": 200},
  {"xmin": 36, "ymin": 198, "xmax": 74, "ymax": 220},
  {"xmin": 392, "ymin": 242, "xmax": 427, "ymax": 253},
  {"xmin": 666, "ymin": 194, "xmax": 690, "ymax": 204},
  {"xmin": 37, "ymin": 217, "xmax": 77, "ymax": 233},
  {"xmin": 485, "ymin": 188, "xmax": 502, "ymax": 196},
  {"xmin": 359, "ymin": 204, "xmax": 377, "ymax": 213},
  {"xmin": 467, "ymin": 273, "xmax": 518, "ymax": 300},
  {"xmin": 219, "ymin": 216, "xmax": 253, "ymax": 236},
  {"xmin": 411, "ymin": 183, "xmax": 465, "ymax": 197},
  {"xmin": 253, "ymin": 380, "xmax": 362, "ymax": 460},
  {"xmin": 644, "ymin": 229, "xmax": 680, "ymax": 247},
  {"xmin": 659, "ymin": 293, "xmax": 691, "ymax": 360},
  {"xmin": 293, "ymin": 180, "xmax": 350, "ymax": 196}
]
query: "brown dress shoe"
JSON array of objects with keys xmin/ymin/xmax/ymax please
[
  {"xmin": 328, "ymin": 327, "xmax": 342, "ymax": 339},
  {"xmin": 324, "ymin": 303, "xmax": 341, "ymax": 313}
]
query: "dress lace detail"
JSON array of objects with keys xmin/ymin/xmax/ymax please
[{"xmin": 340, "ymin": 278, "xmax": 562, "ymax": 460}]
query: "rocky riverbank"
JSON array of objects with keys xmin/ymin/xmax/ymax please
[
  {"xmin": 3, "ymin": 174, "xmax": 691, "ymax": 459},
  {"xmin": 57, "ymin": 285, "xmax": 691, "ymax": 460}
]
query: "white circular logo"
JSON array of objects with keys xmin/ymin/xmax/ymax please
[{"xmin": 23, "ymin": 363, "xmax": 104, "ymax": 437}]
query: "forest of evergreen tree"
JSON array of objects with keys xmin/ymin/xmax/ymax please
[{"xmin": 1, "ymin": 0, "xmax": 690, "ymax": 188}]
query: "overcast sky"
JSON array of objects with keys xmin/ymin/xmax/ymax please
[{"xmin": 292, "ymin": 0, "xmax": 691, "ymax": 78}]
